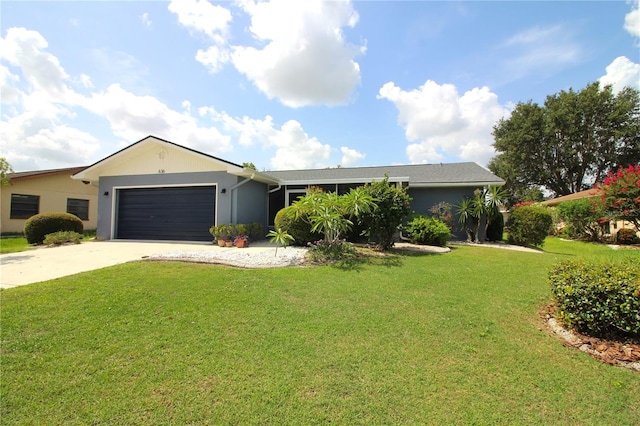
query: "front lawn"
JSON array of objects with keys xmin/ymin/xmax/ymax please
[{"xmin": 1, "ymin": 238, "xmax": 638, "ymax": 424}]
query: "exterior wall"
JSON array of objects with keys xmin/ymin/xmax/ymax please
[
  {"xmin": 408, "ymin": 186, "xmax": 479, "ymax": 240},
  {"xmin": 233, "ymin": 179, "xmax": 269, "ymax": 232},
  {"xmin": 97, "ymin": 171, "xmax": 239, "ymax": 240},
  {"xmin": 1, "ymin": 174, "xmax": 98, "ymax": 233}
]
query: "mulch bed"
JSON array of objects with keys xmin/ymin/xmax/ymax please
[{"xmin": 542, "ymin": 304, "xmax": 640, "ymax": 372}]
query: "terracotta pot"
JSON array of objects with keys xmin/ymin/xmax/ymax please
[
  {"xmin": 225, "ymin": 241, "xmax": 233, "ymax": 247},
  {"xmin": 235, "ymin": 239, "xmax": 247, "ymax": 248},
  {"xmin": 218, "ymin": 239, "xmax": 226, "ymax": 247}
]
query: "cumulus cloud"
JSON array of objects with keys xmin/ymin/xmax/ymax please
[
  {"xmin": 199, "ymin": 107, "xmax": 350, "ymax": 170},
  {"xmin": 378, "ymin": 81, "xmax": 510, "ymax": 166},
  {"xmin": 599, "ymin": 56, "xmax": 640, "ymax": 93},
  {"xmin": 231, "ymin": 0, "xmax": 365, "ymax": 107},
  {"xmin": 82, "ymin": 84, "xmax": 231, "ymax": 154},
  {"xmin": 168, "ymin": 0, "xmax": 231, "ymax": 42},
  {"xmin": 0, "ymin": 27, "xmax": 230, "ymax": 169},
  {"xmin": 0, "ymin": 27, "xmax": 75, "ymax": 103},
  {"xmin": 1, "ymin": 26, "xmax": 359, "ymax": 171},
  {"xmin": 624, "ymin": 0, "xmax": 640, "ymax": 38},
  {"xmin": 169, "ymin": 0, "xmax": 232, "ymax": 73},
  {"xmin": 340, "ymin": 146, "xmax": 365, "ymax": 166}
]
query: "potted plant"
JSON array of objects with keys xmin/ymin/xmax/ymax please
[
  {"xmin": 209, "ymin": 224, "xmax": 230, "ymax": 247},
  {"xmin": 234, "ymin": 234, "xmax": 249, "ymax": 248}
]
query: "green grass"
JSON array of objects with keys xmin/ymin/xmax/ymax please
[
  {"xmin": 0, "ymin": 236, "xmax": 31, "ymax": 254},
  {"xmin": 0, "ymin": 230, "xmax": 96, "ymax": 254},
  {"xmin": 1, "ymin": 238, "xmax": 639, "ymax": 424}
]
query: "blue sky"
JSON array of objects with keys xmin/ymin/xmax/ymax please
[{"xmin": 1, "ymin": 0, "xmax": 639, "ymax": 172}]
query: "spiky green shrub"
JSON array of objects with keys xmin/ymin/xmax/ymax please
[
  {"xmin": 43, "ymin": 231, "xmax": 83, "ymax": 246},
  {"xmin": 549, "ymin": 260, "xmax": 640, "ymax": 338},
  {"xmin": 404, "ymin": 216, "xmax": 450, "ymax": 247},
  {"xmin": 506, "ymin": 204, "xmax": 552, "ymax": 248},
  {"xmin": 24, "ymin": 212, "xmax": 84, "ymax": 244},
  {"xmin": 274, "ymin": 206, "xmax": 321, "ymax": 246}
]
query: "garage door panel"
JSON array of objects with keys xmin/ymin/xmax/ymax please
[{"xmin": 116, "ymin": 186, "xmax": 216, "ymax": 241}]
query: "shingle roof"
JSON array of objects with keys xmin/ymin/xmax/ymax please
[
  {"xmin": 541, "ymin": 188, "xmax": 601, "ymax": 206},
  {"xmin": 8, "ymin": 166, "xmax": 88, "ymax": 181},
  {"xmin": 262, "ymin": 162, "xmax": 504, "ymax": 187}
]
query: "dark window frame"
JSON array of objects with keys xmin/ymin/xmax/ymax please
[
  {"xmin": 67, "ymin": 198, "xmax": 89, "ymax": 221},
  {"xmin": 10, "ymin": 194, "xmax": 40, "ymax": 219}
]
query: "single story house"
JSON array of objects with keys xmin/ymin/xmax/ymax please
[
  {"xmin": 72, "ymin": 135, "xmax": 505, "ymax": 242},
  {"xmin": 1, "ymin": 167, "xmax": 98, "ymax": 233},
  {"xmin": 542, "ymin": 188, "xmax": 639, "ymax": 239}
]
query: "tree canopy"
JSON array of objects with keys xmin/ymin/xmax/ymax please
[
  {"xmin": 489, "ymin": 82, "xmax": 640, "ymax": 201},
  {"xmin": 1, "ymin": 157, "xmax": 14, "ymax": 187}
]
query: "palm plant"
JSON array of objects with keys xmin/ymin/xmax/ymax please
[{"xmin": 266, "ymin": 228, "xmax": 295, "ymax": 256}]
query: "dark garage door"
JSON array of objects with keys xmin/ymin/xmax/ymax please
[{"xmin": 116, "ymin": 186, "xmax": 216, "ymax": 241}]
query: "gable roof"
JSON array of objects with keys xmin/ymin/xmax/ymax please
[
  {"xmin": 8, "ymin": 166, "xmax": 88, "ymax": 182},
  {"xmin": 263, "ymin": 162, "xmax": 504, "ymax": 188},
  {"xmin": 72, "ymin": 135, "xmax": 279, "ymax": 184}
]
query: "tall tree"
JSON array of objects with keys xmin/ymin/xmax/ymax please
[{"xmin": 490, "ymin": 82, "xmax": 640, "ymax": 198}]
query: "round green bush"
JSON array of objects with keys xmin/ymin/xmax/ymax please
[
  {"xmin": 506, "ymin": 204, "xmax": 552, "ymax": 248},
  {"xmin": 24, "ymin": 212, "xmax": 84, "ymax": 244},
  {"xmin": 274, "ymin": 206, "xmax": 321, "ymax": 246},
  {"xmin": 549, "ymin": 259, "xmax": 640, "ymax": 338},
  {"xmin": 404, "ymin": 216, "xmax": 451, "ymax": 247}
]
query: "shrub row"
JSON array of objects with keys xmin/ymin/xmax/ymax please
[
  {"xmin": 549, "ymin": 259, "xmax": 640, "ymax": 338},
  {"xmin": 24, "ymin": 212, "xmax": 84, "ymax": 244}
]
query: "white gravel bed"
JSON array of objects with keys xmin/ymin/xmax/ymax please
[{"xmin": 146, "ymin": 246, "xmax": 309, "ymax": 268}]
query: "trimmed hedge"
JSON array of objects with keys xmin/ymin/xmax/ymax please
[
  {"xmin": 549, "ymin": 260, "xmax": 640, "ymax": 338},
  {"xmin": 274, "ymin": 206, "xmax": 321, "ymax": 246},
  {"xmin": 506, "ymin": 204, "xmax": 552, "ymax": 248},
  {"xmin": 404, "ymin": 216, "xmax": 450, "ymax": 247},
  {"xmin": 43, "ymin": 231, "xmax": 83, "ymax": 246},
  {"xmin": 24, "ymin": 212, "xmax": 84, "ymax": 244}
]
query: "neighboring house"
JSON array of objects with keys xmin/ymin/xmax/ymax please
[
  {"xmin": 542, "ymin": 188, "xmax": 639, "ymax": 239},
  {"xmin": 72, "ymin": 135, "xmax": 505, "ymax": 242},
  {"xmin": 1, "ymin": 167, "xmax": 98, "ymax": 233}
]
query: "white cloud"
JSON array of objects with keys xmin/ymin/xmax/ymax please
[
  {"xmin": 624, "ymin": 0, "xmax": 640, "ymax": 38},
  {"xmin": 83, "ymin": 84, "xmax": 232, "ymax": 154},
  {"xmin": 168, "ymin": 0, "xmax": 233, "ymax": 74},
  {"xmin": 231, "ymin": 0, "xmax": 364, "ymax": 107},
  {"xmin": 168, "ymin": 0, "xmax": 231, "ymax": 42},
  {"xmin": 340, "ymin": 146, "xmax": 365, "ymax": 166},
  {"xmin": 141, "ymin": 13, "xmax": 152, "ymax": 29},
  {"xmin": 599, "ymin": 56, "xmax": 640, "ymax": 93},
  {"xmin": 1, "ymin": 26, "xmax": 358, "ymax": 171},
  {"xmin": 199, "ymin": 107, "xmax": 340, "ymax": 170},
  {"xmin": 269, "ymin": 120, "xmax": 332, "ymax": 169},
  {"xmin": 378, "ymin": 81, "xmax": 510, "ymax": 166},
  {"xmin": 0, "ymin": 27, "xmax": 75, "ymax": 102},
  {"xmin": 195, "ymin": 45, "xmax": 230, "ymax": 73}
]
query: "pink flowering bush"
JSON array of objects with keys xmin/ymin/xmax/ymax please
[{"xmin": 596, "ymin": 164, "xmax": 640, "ymax": 231}]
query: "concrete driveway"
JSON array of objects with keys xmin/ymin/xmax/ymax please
[{"xmin": 0, "ymin": 240, "xmax": 249, "ymax": 289}]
